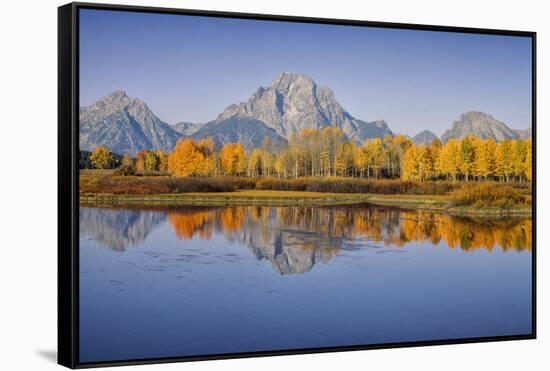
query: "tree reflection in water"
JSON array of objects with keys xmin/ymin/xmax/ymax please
[
  {"xmin": 167, "ymin": 205, "xmax": 532, "ymax": 251},
  {"xmin": 80, "ymin": 205, "xmax": 532, "ymax": 274}
]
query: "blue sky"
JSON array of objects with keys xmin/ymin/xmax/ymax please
[{"xmin": 79, "ymin": 9, "xmax": 532, "ymax": 136}]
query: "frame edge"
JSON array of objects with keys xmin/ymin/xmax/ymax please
[
  {"xmin": 61, "ymin": 2, "xmax": 537, "ymax": 368},
  {"xmin": 58, "ymin": 2, "xmax": 78, "ymax": 369}
]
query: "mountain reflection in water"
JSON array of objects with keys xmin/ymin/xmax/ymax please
[
  {"xmin": 79, "ymin": 207, "xmax": 166, "ymax": 251},
  {"xmin": 80, "ymin": 205, "xmax": 532, "ymax": 274}
]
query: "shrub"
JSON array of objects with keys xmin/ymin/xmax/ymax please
[
  {"xmin": 450, "ymin": 183, "xmax": 528, "ymax": 208},
  {"xmin": 80, "ymin": 173, "xmax": 236, "ymax": 194},
  {"xmin": 114, "ymin": 164, "xmax": 135, "ymax": 176},
  {"xmin": 255, "ymin": 178, "xmax": 308, "ymax": 191},
  {"xmin": 255, "ymin": 178, "xmax": 461, "ymax": 195},
  {"xmin": 219, "ymin": 176, "xmax": 257, "ymax": 190},
  {"xmin": 407, "ymin": 181, "xmax": 458, "ymax": 195},
  {"xmin": 80, "ymin": 171, "xmax": 533, "ymax": 200},
  {"xmin": 135, "ymin": 170, "xmax": 167, "ymax": 177}
]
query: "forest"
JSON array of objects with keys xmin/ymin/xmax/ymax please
[{"xmin": 84, "ymin": 127, "xmax": 533, "ymax": 183}]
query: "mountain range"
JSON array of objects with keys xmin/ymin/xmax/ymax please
[
  {"xmin": 212, "ymin": 73, "xmax": 393, "ymax": 144},
  {"xmin": 440, "ymin": 111, "xmax": 530, "ymax": 143},
  {"xmin": 79, "ymin": 73, "xmax": 531, "ymax": 155},
  {"xmin": 79, "ymin": 90, "xmax": 180, "ymax": 155},
  {"xmin": 172, "ymin": 121, "xmax": 202, "ymax": 136}
]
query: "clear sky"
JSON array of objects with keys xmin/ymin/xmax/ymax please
[{"xmin": 79, "ymin": 8, "xmax": 532, "ymax": 137}]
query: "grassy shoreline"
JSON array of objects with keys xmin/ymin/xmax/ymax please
[
  {"xmin": 79, "ymin": 171, "xmax": 532, "ymax": 216},
  {"xmin": 79, "ymin": 190, "xmax": 531, "ymax": 216}
]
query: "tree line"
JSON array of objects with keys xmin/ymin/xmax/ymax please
[
  {"xmin": 402, "ymin": 136, "xmax": 532, "ymax": 182},
  {"xmin": 85, "ymin": 127, "xmax": 532, "ymax": 182}
]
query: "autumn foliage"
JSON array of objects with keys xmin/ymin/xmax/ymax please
[
  {"xmin": 161, "ymin": 130, "xmax": 531, "ymax": 184},
  {"xmin": 168, "ymin": 139, "xmax": 212, "ymax": 176},
  {"xmin": 219, "ymin": 143, "xmax": 246, "ymax": 176},
  {"xmin": 402, "ymin": 137, "xmax": 532, "ymax": 182},
  {"xmin": 90, "ymin": 146, "xmax": 114, "ymax": 169}
]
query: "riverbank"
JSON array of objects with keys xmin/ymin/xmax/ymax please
[{"xmin": 79, "ymin": 190, "xmax": 532, "ymax": 216}]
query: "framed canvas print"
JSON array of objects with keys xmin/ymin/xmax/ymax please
[{"xmin": 58, "ymin": 2, "xmax": 536, "ymax": 368}]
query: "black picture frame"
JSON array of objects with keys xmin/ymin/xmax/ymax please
[{"xmin": 58, "ymin": 2, "xmax": 537, "ymax": 369}]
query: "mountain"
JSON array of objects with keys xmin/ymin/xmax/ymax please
[
  {"xmin": 515, "ymin": 128, "xmax": 532, "ymax": 140},
  {"xmin": 412, "ymin": 130, "xmax": 439, "ymax": 145},
  {"xmin": 80, "ymin": 75, "xmax": 394, "ymax": 154},
  {"xmin": 210, "ymin": 72, "xmax": 393, "ymax": 142},
  {"xmin": 441, "ymin": 111, "xmax": 530, "ymax": 142},
  {"xmin": 192, "ymin": 116, "xmax": 286, "ymax": 151},
  {"xmin": 354, "ymin": 119, "xmax": 393, "ymax": 140},
  {"xmin": 172, "ymin": 121, "xmax": 203, "ymax": 136},
  {"xmin": 79, "ymin": 90, "xmax": 182, "ymax": 155}
]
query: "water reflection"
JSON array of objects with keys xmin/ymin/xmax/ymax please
[
  {"xmin": 80, "ymin": 205, "xmax": 532, "ymax": 273},
  {"xmin": 79, "ymin": 207, "xmax": 166, "ymax": 251}
]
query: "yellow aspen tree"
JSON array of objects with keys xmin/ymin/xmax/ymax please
[
  {"xmin": 297, "ymin": 128, "xmax": 321, "ymax": 176},
  {"xmin": 289, "ymin": 144, "xmax": 305, "ymax": 178},
  {"xmin": 90, "ymin": 146, "xmax": 114, "ymax": 169},
  {"xmin": 418, "ymin": 145, "xmax": 433, "ymax": 181},
  {"xmin": 275, "ymin": 149, "xmax": 289, "ymax": 178},
  {"xmin": 321, "ymin": 127, "xmax": 345, "ymax": 177},
  {"xmin": 428, "ymin": 139, "xmax": 442, "ymax": 180},
  {"xmin": 335, "ymin": 142, "xmax": 355, "ymax": 177},
  {"xmin": 524, "ymin": 139, "xmax": 533, "ymax": 181},
  {"xmin": 258, "ymin": 150, "xmax": 274, "ymax": 177},
  {"xmin": 282, "ymin": 147, "xmax": 297, "ymax": 178},
  {"xmin": 144, "ymin": 151, "xmax": 159, "ymax": 172},
  {"xmin": 366, "ymin": 138, "xmax": 385, "ymax": 179},
  {"xmin": 247, "ymin": 149, "xmax": 263, "ymax": 177},
  {"xmin": 393, "ymin": 134, "xmax": 412, "ymax": 178},
  {"xmin": 459, "ymin": 136, "xmax": 475, "ymax": 181},
  {"xmin": 383, "ymin": 136, "xmax": 398, "ymax": 178},
  {"xmin": 402, "ymin": 144, "xmax": 420, "ymax": 181},
  {"xmin": 220, "ymin": 143, "xmax": 246, "ymax": 176},
  {"xmin": 320, "ymin": 149, "xmax": 330, "ymax": 177},
  {"xmin": 233, "ymin": 144, "xmax": 247, "ymax": 175},
  {"xmin": 260, "ymin": 138, "xmax": 276, "ymax": 177},
  {"xmin": 220, "ymin": 143, "xmax": 232, "ymax": 176},
  {"xmin": 168, "ymin": 139, "xmax": 209, "ymax": 176},
  {"xmin": 436, "ymin": 139, "xmax": 460, "ymax": 181},
  {"xmin": 355, "ymin": 144, "xmax": 368, "ymax": 178},
  {"xmin": 495, "ymin": 140, "xmax": 513, "ymax": 182},
  {"xmin": 435, "ymin": 145, "xmax": 447, "ymax": 180},
  {"xmin": 511, "ymin": 139, "xmax": 526, "ymax": 182},
  {"xmin": 473, "ymin": 138, "xmax": 495, "ymax": 180},
  {"xmin": 485, "ymin": 139, "xmax": 497, "ymax": 179},
  {"xmin": 210, "ymin": 152, "xmax": 222, "ymax": 176},
  {"xmin": 135, "ymin": 151, "xmax": 147, "ymax": 173},
  {"xmin": 447, "ymin": 139, "xmax": 461, "ymax": 181}
]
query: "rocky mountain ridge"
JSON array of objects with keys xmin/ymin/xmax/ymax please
[
  {"xmin": 441, "ymin": 111, "xmax": 530, "ymax": 142},
  {"xmin": 79, "ymin": 90, "xmax": 181, "ymax": 155},
  {"xmin": 412, "ymin": 130, "xmax": 439, "ymax": 145},
  {"xmin": 79, "ymin": 77, "xmax": 531, "ymax": 155}
]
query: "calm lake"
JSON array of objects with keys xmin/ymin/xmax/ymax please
[{"xmin": 79, "ymin": 204, "xmax": 532, "ymax": 363}]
